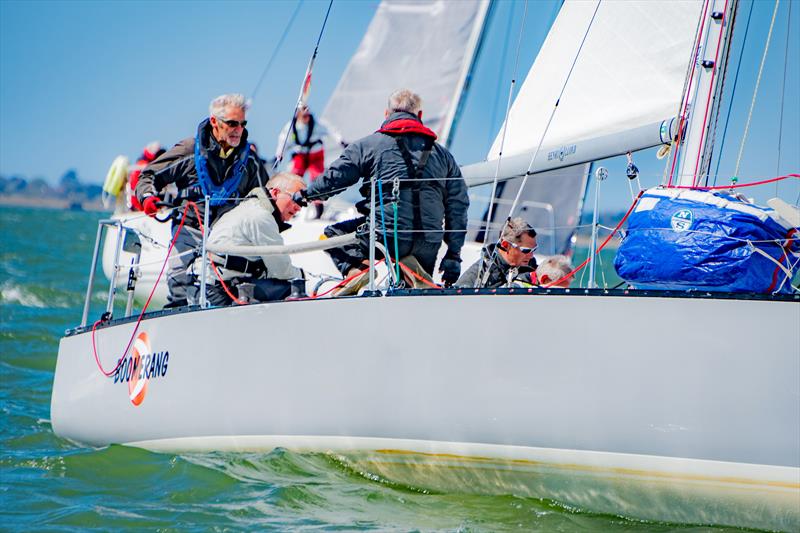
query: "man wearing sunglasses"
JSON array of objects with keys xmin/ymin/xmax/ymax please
[
  {"xmin": 135, "ymin": 93, "xmax": 270, "ymax": 308},
  {"xmin": 197, "ymin": 172, "xmax": 306, "ymax": 306},
  {"xmin": 457, "ymin": 217, "xmax": 538, "ymax": 288}
]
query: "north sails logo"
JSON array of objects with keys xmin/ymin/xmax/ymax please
[
  {"xmin": 547, "ymin": 144, "xmax": 576, "ymax": 162},
  {"xmin": 671, "ymin": 209, "xmax": 693, "ymax": 232},
  {"xmin": 113, "ymin": 332, "xmax": 169, "ymax": 406}
]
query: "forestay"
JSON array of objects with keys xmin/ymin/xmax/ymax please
[
  {"xmin": 487, "ymin": 0, "xmax": 703, "ymax": 163},
  {"xmin": 321, "ymin": 0, "xmax": 490, "ymax": 151}
]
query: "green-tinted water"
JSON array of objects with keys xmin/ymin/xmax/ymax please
[{"xmin": 0, "ymin": 205, "xmax": 755, "ymax": 531}]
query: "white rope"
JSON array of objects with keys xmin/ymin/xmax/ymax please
[
  {"xmin": 734, "ymin": 0, "xmax": 781, "ymax": 176},
  {"xmin": 748, "ymin": 240, "xmax": 793, "ymax": 281},
  {"xmin": 207, "ymin": 232, "xmax": 357, "ymax": 257},
  {"xmin": 775, "ymin": 253, "xmax": 800, "ymax": 293}
]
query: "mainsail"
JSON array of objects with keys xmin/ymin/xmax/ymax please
[
  {"xmin": 464, "ymin": 0, "xmax": 703, "ymax": 184},
  {"xmin": 321, "ymin": 0, "xmax": 491, "ymax": 151},
  {"xmin": 466, "ymin": 0, "xmax": 705, "ymax": 251},
  {"xmin": 489, "ymin": 0, "xmax": 703, "ymax": 164}
]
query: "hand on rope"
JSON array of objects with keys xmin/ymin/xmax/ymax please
[{"xmin": 142, "ymin": 196, "xmax": 161, "ymax": 217}]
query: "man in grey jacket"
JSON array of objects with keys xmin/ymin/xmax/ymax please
[{"xmin": 297, "ymin": 89, "xmax": 469, "ymax": 286}]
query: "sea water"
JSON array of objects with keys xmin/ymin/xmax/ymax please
[{"xmin": 1, "ymin": 205, "xmax": 749, "ymax": 531}]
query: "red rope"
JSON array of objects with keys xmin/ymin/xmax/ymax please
[
  {"xmin": 766, "ymin": 228, "xmax": 798, "ymax": 293},
  {"xmin": 92, "ymin": 203, "xmax": 191, "ymax": 377},
  {"xmin": 92, "ymin": 200, "xmax": 249, "ymax": 377},
  {"xmin": 669, "ymin": 173, "xmax": 799, "ymax": 190},
  {"xmin": 397, "ymin": 261, "xmax": 441, "ymax": 289},
  {"xmin": 544, "ymin": 190, "xmax": 645, "ymax": 288},
  {"xmin": 311, "ymin": 263, "xmax": 377, "ymax": 299},
  {"xmin": 185, "ymin": 202, "xmax": 246, "ymax": 305}
]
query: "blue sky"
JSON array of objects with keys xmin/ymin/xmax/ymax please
[{"xmin": 1, "ymin": 0, "xmax": 797, "ymax": 212}]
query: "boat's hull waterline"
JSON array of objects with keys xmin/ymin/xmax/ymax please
[{"xmin": 51, "ymin": 292, "xmax": 799, "ymax": 530}]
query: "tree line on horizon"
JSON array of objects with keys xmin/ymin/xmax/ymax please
[{"xmin": 0, "ymin": 170, "xmax": 102, "ymax": 203}]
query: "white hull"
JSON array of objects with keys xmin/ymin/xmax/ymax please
[{"xmin": 51, "ymin": 292, "xmax": 800, "ymax": 529}]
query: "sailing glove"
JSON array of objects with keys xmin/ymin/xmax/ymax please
[
  {"xmin": 439, "ymin": 251, "xmax": 461, "ymax": 287},
  {"xmin": 291, "ymin": 189, "xmax": 308, "ymax": 207},
  {"xmin": 142, "ymin": 196, "xmax": 161, "ymax": 217}
]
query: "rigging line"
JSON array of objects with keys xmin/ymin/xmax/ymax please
[
  {"xmin": 477, "ymin": 0, "xmax": 529, "ymax": 286},
  {"xmin": 690, "ymin": 0, "xmax": 731, "ymax": 187},
  {"xmin": 776, "ymin": 0, "xmax": 792, "ymax": 196},
  {"xmin": 486, "ymin": 1, "xmax": 516, "ymax": 148},
  {"xmin": 274, "ymin": 0, "xmax": 335, "ymax": 169},
  {"xmin": 703, "ymin": 1, "xmax": 739, "ymax": 186},
  {"xmin": 734, "ymin": 0, "xmax": 781, "ymax": 177},
  {"xmin": 667, "ymin": 0, "xmax": 712, "ymax": 186},
  {"xmin": 712, "ymin": 0, "xmax": 755, "ymax": 187},
  {"xmin": 513, "ymin": 0, "xmax": 601, "ymax": 214},
  {"xmin": 250, "ymin": 0, "xmax": 305, "ymax": 100},
  {"xmin": 482, "ymin": 0, "xmax": 600, "ymax": 288}
]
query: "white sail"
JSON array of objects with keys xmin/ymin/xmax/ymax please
[
  {"xmin": 488, "ymin": 0, "xmax": 703, "ymax": 162},
  {"xmin": 321, "ymin": 0, "xmax": 490, "ymax": 148}
]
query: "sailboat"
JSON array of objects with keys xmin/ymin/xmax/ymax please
[{"xmin": 52, "ymin": 0, "xmax": 799, "ymax": 529}]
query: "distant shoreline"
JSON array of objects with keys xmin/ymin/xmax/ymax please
[{"xmin": 0, "ymin": 195, "xmax": 110, "ymax": 213}]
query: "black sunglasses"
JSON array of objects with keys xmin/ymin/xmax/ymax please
[{"xmin": 218, "ymin": 117, "xmax": 247, "ymax": 128}]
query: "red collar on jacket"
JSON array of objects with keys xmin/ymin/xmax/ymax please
[{"xmin": 377, "ymin": 118, "xmax": 437, "ymax": 140}]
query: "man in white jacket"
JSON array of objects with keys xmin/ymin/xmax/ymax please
[{"xmin": 198, "ymin": 172, "xmax": 306, "ymax": 306}]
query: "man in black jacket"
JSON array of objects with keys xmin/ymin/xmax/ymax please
[
  {"xmin": 457, "ymin": 217, "xmax": 538, "ymax": 288},
  {"xmin": 299, "ymin": 89, "xmax": 469, "ymax": 286},
  {"xmin": 136, "ymin": 93, "xmax": 270, "ymax": 307}
]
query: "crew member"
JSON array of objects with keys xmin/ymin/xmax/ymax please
[
  {"xmin": 275, "ymin": 105, "xmax": 336, "ymax": 218},
  {"xmin": 200, "ymin": 172, "xmax": 306, "ymax": 306},
  {"xmin": 457, "ymin": 217, "xmax": 538, "ymax": 288},
  {"xmin": 535, "ymin": 255, "xmax": 574, "ymax": 288},
  {"xmin": 136, "ymin": 93, "xmax": 270, "ymax": 307},
  {"xmin": 295, "ymin": 89, "xmax": 469, "ymax": 289},
  {"xmin": 127, "ymin": 141, "xmax": 166, "ymax": 211}
]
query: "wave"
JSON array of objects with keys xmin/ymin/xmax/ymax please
[
  {"xmin": 1, "ymin": 280, "xmax": 46, "ymax": 308},
  {"xmin": 0, "ymin": 280, "xmax": 77, "ymax": 309}
]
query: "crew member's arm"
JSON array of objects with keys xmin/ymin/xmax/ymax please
[
  {"xmin": 455, "ymin": 258, "xmax": 481, "ymax": 288},
  {"xmin": 135, "ymin": 138, "xmax": 194, "ymax": 208},
  {"xmin": 304, "ymin": 142, "xmax": 369, "ymax": 201},
  {"xmin": 246, "ymin": 210, "xmax": 302, "ymax": 281},
  {"xmin": 442, "ymin": 156, "xmax": 470, "ymax": 259}
]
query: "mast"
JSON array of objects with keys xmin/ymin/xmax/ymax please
[{"xmin": 673, "ymin": 0, "xmax": 739, "ymax": 187}]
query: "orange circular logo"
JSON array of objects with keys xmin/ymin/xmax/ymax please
[{"xmin": 128, "ymin": 332, "xmax": 151, "ymax": 406}]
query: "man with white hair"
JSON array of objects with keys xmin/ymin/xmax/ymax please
[
  {"xmin": 535, "ymin": 255, "xmax": 574, "ymax": 288},
  {"xmin": 135, "ymin": 93, "xmax": 270, "ymax": 307},
  {"xmin": 198, "ymin": 172, "xmax": 306, "ymax": 306},
  {"xmin": 295, "ymin": 89, "xmax": 469, "ymax": 287}
]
